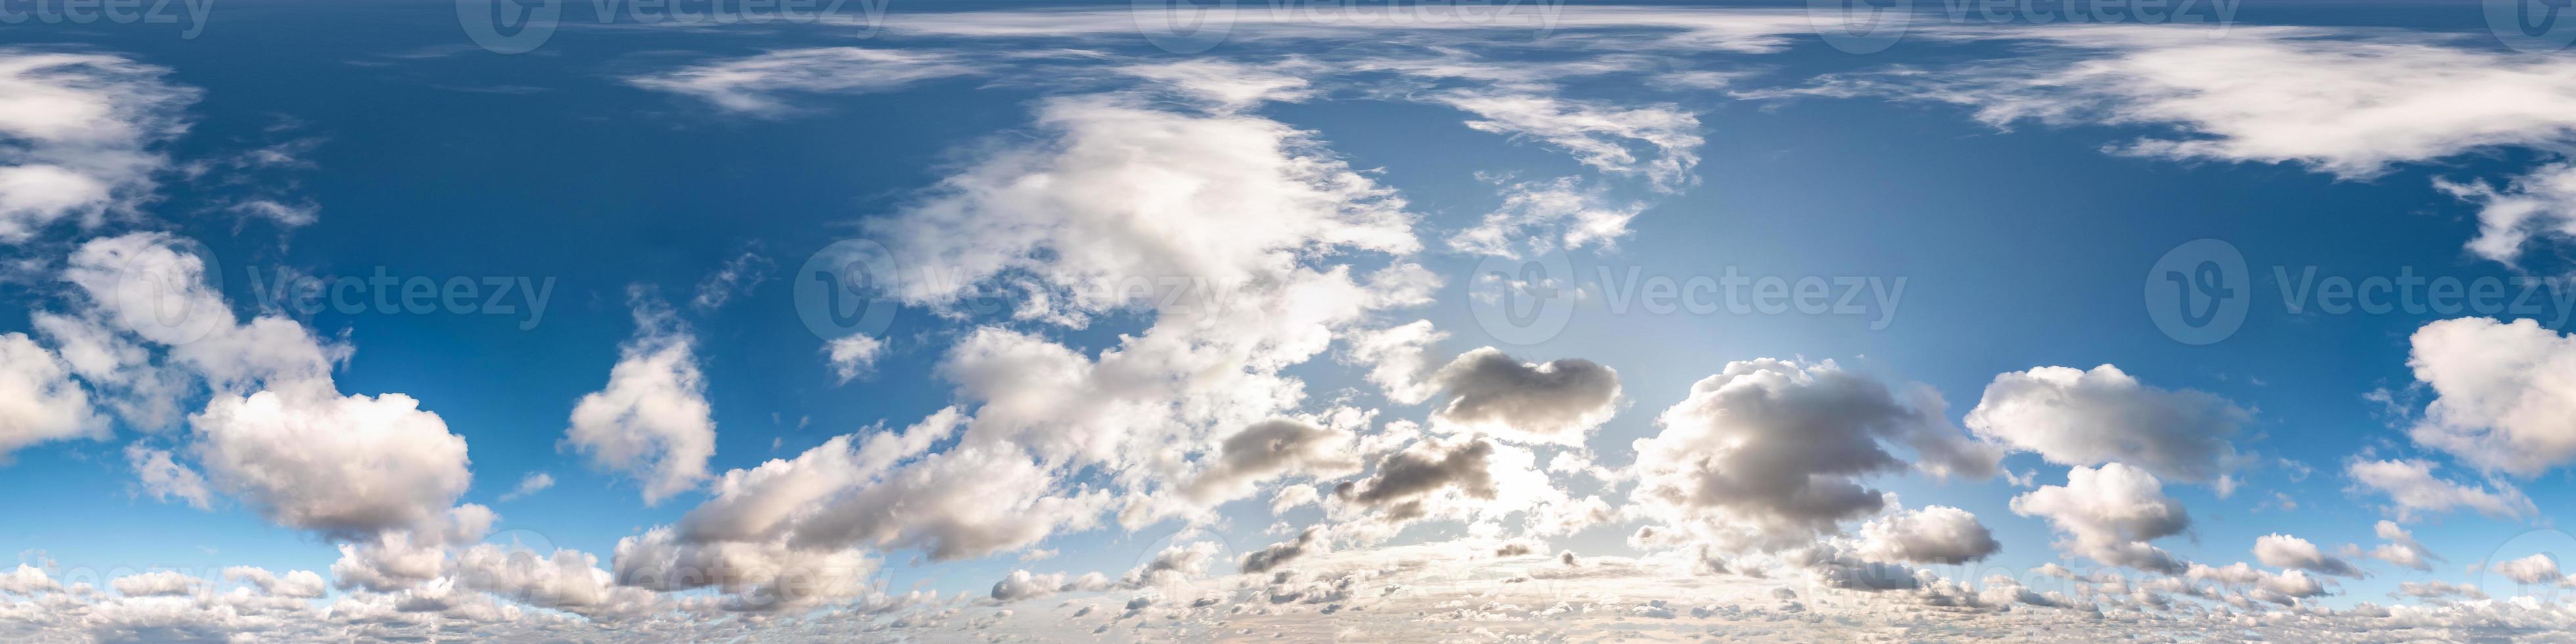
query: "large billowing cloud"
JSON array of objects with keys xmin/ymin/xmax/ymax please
[
  {"xmin": 0, "ymin": 51, "xmax": 195, "ymax": 241},
  {"xmin": 1628, "ymin": 359, "xmax": 2000, "ymax": 552},
  {"xmin": 563, "ymin": 292, "xmax": 717, "ymax": 505},
  {"xmin": 2010, "ymin": 463, "xmax": 2191, "ymax": 573},
  {"xmin": 2403, "ymin": 317, "xmax": 2576, "ymax": 476},
  {"xmin": 1964, "ymin": 364, "xmax": 2247, "ymax": 483},
  {"xmin": 1424, "ymin": 347, "xmax": 1621, "ymax": 445}
]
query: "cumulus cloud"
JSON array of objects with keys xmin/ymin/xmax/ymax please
[
  {"xmin": 1964, "ymin": 364, "xmax": 2249, "ymax": 482},
  {"xmin": 2010, "ymin": 463, "xmax": 2192, "ymax": 573},
  {"xmin": 1177, "ymin": 419, "xmax": 1360, "ymax": 509},
  {"xmin": 2346, "ymin": 459, "xmax": 2534, "ymax": 522},
  {"xmin": 2492, "ymin": 553, "xmax": 2569, "ymax": 587},
  {"xmin": 2403, "ymin": 317, "xmax": 2576, "ymax": 476},
  {"xmin": 2253, "ymin": 534, "xmax": 2362, "ymax": 578},
  {"xmin": 823, "ymin": 334, "xmax": 883, "ymax": 384},
  {"xmin": 1628, "ymin": 359, "xmax": 2001, "ymax": 551},
  {"xmin": 0, "ymin": 332, "xmax": 104, "ymax": 461},
  {"xmin": 2370, "ymin": 520, "xmax": 2440, "ymax": 572},
  {"xmin": 563, "ymin": 292, "xmax": 716, "ymax": 505},
  {"xmin": 1851, "ymin": 505, "xmax": 2001, "ymax": 566},
  {"xmin": 1424, "ymin": 347, "xmax": 1621, "ymax": 445},
  {"xmin": 125, "ymin": 444, "xmax": 210, "ymax": 509},
  {"xmin": 0, "ymin": 50, "xmax": 196, "ymax": 241},
  {"xmin": 626, "ymin": 48, "xmax": 973, "ymax": 115}
]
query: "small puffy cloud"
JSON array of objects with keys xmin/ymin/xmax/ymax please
[
  {"xmin": 2492, "ymin": 553, "xmax": 2567, "ymax": 586},
  {"xmin": 823, "ymin": 334, "xmax": 883, "ymax": 384},
  {"xmin": 2403, "ymin": 317, "xmax": 2576, "ymax": 476},
  {"xmin": 1178, "ymin": 419, "xmax": 1360, "ymax": 507},
  {"xmin": 497, "ymin": 472, "xmax": 553, "ymax": 503},
  {"xmin": 125, "ymin": 444, "xmax": 210, "ymax": 509},
  {"xmin": 564, "ymin": 293, "xmax": 716, "ymax": 505},
  {"xmin": 1964, "ymin": 364, "xmax": 2249, "ymax": 482},
  {"xmin": 2011, "ymin": 463, "xmax": 2192, "ymax": 573},
  {"xmin": 1425, "ymin": 347, "xmax": 1621, "ymax": 445},
  {"xmin": 1340, "ymin": 436, "xmax": 1496, "ymax": 518},
  {"xmin": 1852, "ymin": 505, "xmax": 2001, "ymax": 565},
  {"xmin": 2253, "ymin": 534, "xmax": 2363, "ymax": 578},
  {"xmin": 193, "ymin": 389, "xmax": 471, "ymax": 539},
  {"xmin": 2346, "ymin": 458, "xmax": 2534, "ymax": 522},
  {"xmin": 1241, "ymin": 527, "xmax": 1325, "ymax": 574},
  {"xmin": 2370, "ymin": 520, "xmax": 2439, "ymax": 572}
]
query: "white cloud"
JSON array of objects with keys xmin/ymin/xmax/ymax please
[
  {"xmin": 1964, "ymin": 364, "xmax": 2248, "ymax": 483},
  {"xmin": 626, "ymin": 47, "xmax": 972, "ymax": 115},
  {"xmin": 497, "ymin": 472, "xmax": 553, "ymax": 503},
  {"xmin": 2346, "ymin": 458, "xmax": 2534, "ymax": 522},
  {"xmin": 1430, "ymin": 89, "xmax": 1700, "ymax": 191},
  {"xmin": 2370, "ymin": 520, "xmax": 2439, "ymax": 572},
  {"xmin": 1116, "ymin": 59, "xmax": 1316, "ymax": 112},
  {"xmin": 563, "ymin": 292, "xmax": 716, "ymax": 505},
  {"xmin": 109, "ymin": 570, "xmax": 200, "ymax": 597},
  {"xmin": 2403, "ymin": 317, "xmax": 2576, "ymax": 476},
  {"xmin": 1424, "ymin": 347, "xmax": 1621, "ymax": 446},
  {"xmin": 2253, "ymin": 533, "xmax": 2362, "ymax": 578},
  {"xmin": 1629, "ymin": 359, "xmax": 2000, "ymax": 553},
  {"xmin": 0, "ymin": 331, "xmax": 104, "ymax": 461},
  {"xmin": 1851, "ymin": 505, "xmax": 2000, "ymax": 566},
  {"xmin": 0, "ymin": 50, "xmax": 195, "ymax": 241},
  {"xmin": 822, "ymin": 335, "xmax": 884, "ymax": 386},
  {"xmin": 2492, "ymin": 553, "xmax": 2567, "ymax": 587},
  {"xmin": 125, "ymin": 444, "xmax": 210, "ymax": 510},
  {"xmin": 2010, "ymin": 463, "xmax": 2192, "ymax": 574},
  {"xmin": 222, "ymin": 566, "xmax": 325, "ymax": 599}
]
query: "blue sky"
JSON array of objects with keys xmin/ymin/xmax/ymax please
[{"xmin": 4, "ymin": 0, "xmax": 2576, "ymax": 640}]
